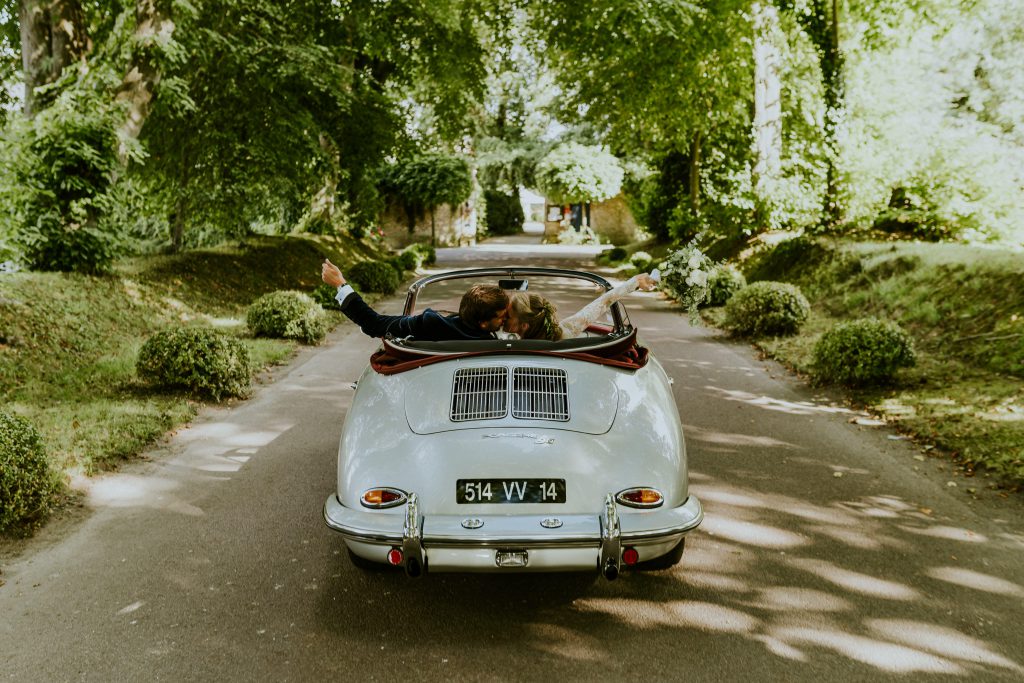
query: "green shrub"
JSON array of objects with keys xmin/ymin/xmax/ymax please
[
  {"xmin": 312, "ymin": 282, "xmax": 341, "ymax": 310},
  {"xmin": 348, "ymin": 260, "xmax": 400, "ymax": 294},
  {"xmin": 395, "ymin": 249, "xmax": 421, "ymax": 272},
  {"xmin": 743, "ymin": 236, "xmax": 830, "ymax": 284},
  {"xmin": 704, "ymin": 265, "xmax": 746, "ymax": 307},
  {"xmin": 604, "ymin": 246, "xmax": 628, "ymax": 263},
  {"xmin": 630, "ymin": 251, "xmax": 653, "ymax": 272},
  {"xmin": 405, "ymin": 242, "xmax": 436, "ymax": 266},
  {"xmin": 5, "ymin": 87, "xmax": 125, "ymax": 274},
  {"xmin": 724, "ymin": 281, "xmax": 810, "ymax": 337},
  {"xmin": 137, "ymin": 328, "xmax": 253, "ymax": 400},
  {"xmin": 247, "ymin": 290, "xmax": 328, "ymax": 344},
  {"xmin": 483, "ymin": 189, "xmax": 525, "ymax": 235},
  {"xmin": 0, "ymin": 411, "xmax": 58, "ymax": 534},
  {"xmin": 813, "ymin": 318, "xmax": 916, "ymax": 385},
  {"xmin": 386, "ymin": 256, "xmax": 405, "ymax": 277}
]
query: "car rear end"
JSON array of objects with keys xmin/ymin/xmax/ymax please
[{"xmin": 323, "ymin": 354, "xmax": 703, "ymax": 578}]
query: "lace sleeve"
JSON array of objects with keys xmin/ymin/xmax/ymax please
[{"xmin": 559, "ymin": 275, "xmax": 642, "ymax": 338}]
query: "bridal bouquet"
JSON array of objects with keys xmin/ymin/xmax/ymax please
[{"xmin": 658, "ymin": 238, "xmax": 716, "ymax": 320}]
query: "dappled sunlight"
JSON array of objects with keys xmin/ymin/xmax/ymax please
[
  {"xmin": 702, "ymin": 516, "xmax": 809, "ymax": 549},
  {"xmin": 746, "ymin": 587, "xmax": 854, "ymax": 613},
  {"xmin": 682, "ymin": 424, "xmax": 800, "ymax": 451},
  {"xmin": 772, "ymin": 627, "xmax": 963, "ymax": 674},
  {"xmin": 867, "ymin": 619, "xmax": 1024, "ymax": 672},
  {"xmin": 684, "ymin": 571, "xmax": 751, "ymax": 593},
  {"xmin": 703, "ymin": 386, "xmax": 857, "ymax": 416},
  {"xmin": 925, "ymin": 566, "xmax": 1024, "ymax": 597},
  {"xmin": 806, "ymin": 525, "xmax": 890, "ymax": 550},
  {"xmin": 577, "ymin": 598, "xmax": 762, "ymax": 635},
  {"xmin": 165, "ymin": 420, "xmax": 293, "ymax": 474},
  {"xmin": 681, "ymin": 542, "xmax": 757, "ymax": 575},
  {"xmin": 751, "ymin": 635, "xmax": 809, "ymax": 662},
  {"xmin": 701, "ymin": 485, "xmax": 864, "ymax": 528},
  {"xmin": 789, "ymin": 559, "xmax": 920, "ymax": 600},
  {"xmin": 86, "ymin": 474, "xmax": 204, "ymax": 516},
  {"xmin": 662, "ymin": 601, "xmax": 762, "ymax": 634},
  {"xmin": 896, "ymin": 524, "xmax": 987, "ymax": 543}
]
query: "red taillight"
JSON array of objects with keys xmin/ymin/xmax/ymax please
[
  {"xmin": 615, "ymin": 487, "xmax": 664, "ymax": 508},
  {"xmin": 387, "ymin": 548, "xmax": 404, "ymax": 566},
  {"xmin": 622, "ymin": 547, "xmax": 640, "ymax": 566},
  {"xmin": 360, "ymin": 487, "xmax": 408, "ymax": 509}
]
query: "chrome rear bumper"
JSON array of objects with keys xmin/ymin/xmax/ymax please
[{"xmin": 323, "ymin": 492, "xmax": 703, "ymax": 578}]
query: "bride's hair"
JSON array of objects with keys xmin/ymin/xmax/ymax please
[{"xmin": 509, "ymin": 292, "xmax": 563, "ymax": 341}]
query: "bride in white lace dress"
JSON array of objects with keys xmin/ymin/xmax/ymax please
[{"xmin": 504, "ymin": 273, "xmax": 658, "ymax": 340}]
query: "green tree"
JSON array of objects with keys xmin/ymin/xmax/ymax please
[
  {"xmin": 380, "ymin": 153, "xmax": 473, "ymax": 245},
  {"xmin": 535, "ymin": 142, "xmax": 622, "ymax": 206}
]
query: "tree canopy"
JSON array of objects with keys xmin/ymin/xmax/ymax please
[{"xmin": 0, "ymin": 0, "xmax": 1022, "ymax": 271}]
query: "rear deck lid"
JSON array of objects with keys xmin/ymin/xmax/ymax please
[{"xmin": 404, "ymin": 361, "xmax": 619, "ymax": 435}]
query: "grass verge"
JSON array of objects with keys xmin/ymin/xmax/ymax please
[
  {"xmin": 704, "ymin": 239, "xmax": 1024, "ymax": 493},
  {"xmin": 1, "ymin": 234, "xmax": 393, "ymax": 532}
]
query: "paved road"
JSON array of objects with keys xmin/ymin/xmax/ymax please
[{"xmin": 2, "ymin": 237, "xmax": 1023, "ymax": 681}]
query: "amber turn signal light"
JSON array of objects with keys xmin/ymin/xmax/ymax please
[
  {"xmin": 615, "ymin": 487, "xmax": 664, "ymax": 509},
  {"xmin": 360, "ymin": 487, "xmax": 408, "ymax": 509}
]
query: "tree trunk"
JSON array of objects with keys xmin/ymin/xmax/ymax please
[
  {"xmin": 116, "ymin": 0, "xmax": 174, "ymax": 160},
  {"xmin": 689, "ymin": 130, "xmax": 702, "ymax": 213},
  {"xmin": 822, "ymin": 0, "xmax": 844, "ymax": 226},
  {"xmin": 780, "ymin": 0, "xmax": 846, "ymax": 227},
  {"xmin": 430, "ymin": 209, "xmax": 436, "ymax": 246},
  {"xmin": 20, "ymin": 0, "xmax": 91, "ymax": 116},
  {"xmin": 752, "ymin": 1, "xmax": 782, "ymax": 225}
]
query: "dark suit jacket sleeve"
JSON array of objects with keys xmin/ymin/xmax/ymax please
[{"xmin": 339, "ymin": 290, "xmax": 427, "ymax": 339}]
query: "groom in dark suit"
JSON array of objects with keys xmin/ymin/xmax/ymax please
[{"xmin": 321, "ymin": 259, "xmax": 510, "ymax": 341}]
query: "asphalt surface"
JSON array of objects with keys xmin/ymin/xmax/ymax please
[{"xmin": 2, "ymin": 236, "xmax": 1023, "ymax": 682}]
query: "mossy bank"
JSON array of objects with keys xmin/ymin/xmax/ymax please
[
  {"xmin": 710, "ymin": 238, "xmax": 1024, "ymax": 492},
  {"xmin": 0, "ymin": 234, "xmax": 391, "ymax": 533}
]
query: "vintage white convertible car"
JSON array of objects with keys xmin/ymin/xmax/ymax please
[{"xmin": 323, "ymin": 267, "xmax": 703, "ymax": 579}]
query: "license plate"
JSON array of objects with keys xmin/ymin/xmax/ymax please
[{"xmin": 457, "ymin": 479, "xmax": 566, "ymax": 504}]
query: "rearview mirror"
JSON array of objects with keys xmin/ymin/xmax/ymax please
[{"xmin": 498, "ymin": 279, "xmax": 528, "ymax": 291}]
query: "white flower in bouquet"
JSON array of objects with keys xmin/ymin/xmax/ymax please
[{"xmin": 658, "ymin": 236, "xmax": 718, "ymax": 321}]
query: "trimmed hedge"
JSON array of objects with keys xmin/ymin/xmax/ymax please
[
  {"xmin": 0, "ymin": 411, "xmax": 58, "ymax": 534},
  {"xmin": 247, "ymin": 290, "xmax": 328, "ymax": 344},
  {"xmin": 724, "ymin": 281, "xmax": 810, "ymax": 337},
  {"xmin": 813, "ymin": 318, "xmax": 916, "ymax": 385},
  {"xmin": 405, "ymin": 242, "xmax": 436, "ymax": 266},
  {"xmin": 137, "ymin": 328, "xmax": 253, "ymax": 400},
  {"xmin": 604, "ymin": 246, "xmax": 628, "ymax": 263},
  {"xmin": 704, "ymin": 265, "xmax": 747, "ymax": 307},
  {"xmin": 395, "ymin": 249, "xmax": 421, "ymax": 272},
  {"xmin": 348, "ymin": 260, "xmax": 400, "ymax": 294},
  {"xmin": 311, "ymin": 282, "xmax": 341, "ymax": 310},
  {"xmin": 630, "ymin": 251, "xmax": 654, "ymax": 272}
]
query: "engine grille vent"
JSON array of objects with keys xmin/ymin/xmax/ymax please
[
  {"xmin": 450, "ymin": 367, "xmax": 508, "ymax": 421},
  {"xmin": 512, "ymin": 367, "xmax": 570, "ymax": 421}
]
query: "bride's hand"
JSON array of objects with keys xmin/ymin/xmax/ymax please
[{"xmin": 636, "ymin": 273, "xmax": 658, "ymax": 291}]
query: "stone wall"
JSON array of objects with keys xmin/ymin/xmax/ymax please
[
  {"xmin": 378, "ymin": 201, "xmax": 477, "ymax": 249},
  {"xmin": 542, "ymin": 193, "xmax": 641, "ymax": 245}
]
